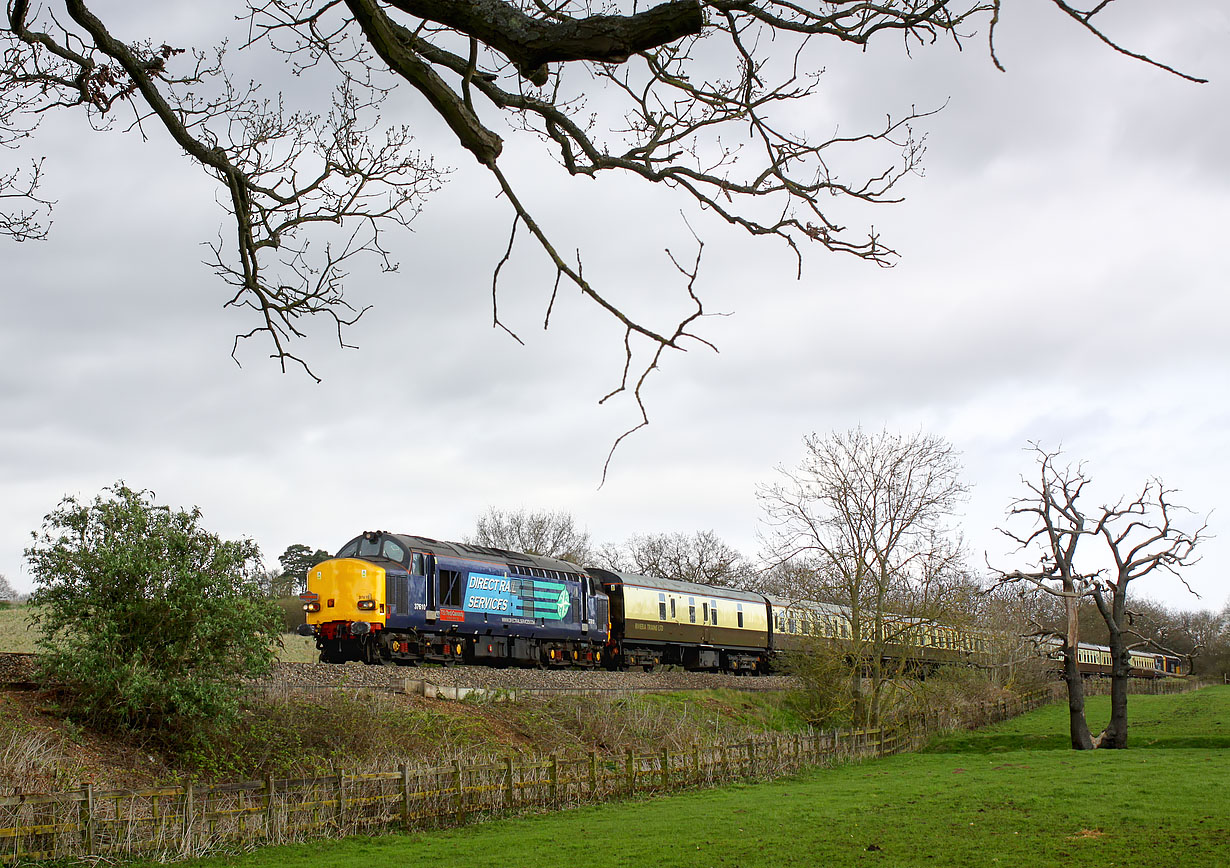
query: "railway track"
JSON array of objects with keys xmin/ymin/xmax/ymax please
[{"xmin": 1, "ymin": 652, "xmax": 795, "ymax": 694}]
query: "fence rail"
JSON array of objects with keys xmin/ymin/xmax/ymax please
[{"xmin": 0, "ymin": 679, "xmax": 1203, "ymax": 863}]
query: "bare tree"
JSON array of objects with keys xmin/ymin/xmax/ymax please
[
  {"xmin": 467, "ymin": 506, "xmax": 592, "ymax": 563},
  {"xmin": 992, "ymin": 444, "xmax": 1206, "ymax": 749},
  {"xmin": 0, "ymin": 572, "xmax": 16, "ymax": 602},
  {"xmin": 595, "ymin": 529, "xmax": 753, "ymax": 587},
  {"xmin": 758, "ymin": 427, "xmax": 970, "ymax": 725},
  {"xmin": 0, "ymin": 1, "xmax": 1208, "ymax": 447}
]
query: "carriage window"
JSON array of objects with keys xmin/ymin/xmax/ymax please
[
  {"xmin": 688, "ymin": 597, "xmax": 696, "ymax": 623},
  {"xmin": 658, "ymin": 593, "xmax": 667, "ymax": 621},
  {"xmin": 711, "ymin": 600, "xmax": 719, "ymax": 626},
  {"xmin": 670, "ymin": 597, "xmax": 677, "ymax": 619},
  {"xmin": 702, "ymin": 602, "xmax": 709, "ymax": 623},
  {"xmin": 439, "ymin": 570, "xmax": 464, "ymax": 607},
  {"xmin": 736, "ymin": 604, "xmax": 744, "ymax": 628}
]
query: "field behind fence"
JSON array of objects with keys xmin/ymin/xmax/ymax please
[{"xmin": 0, "ymin": 679, "xmax": 1198, "ymax": 864}]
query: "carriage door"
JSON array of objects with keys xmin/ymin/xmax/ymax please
[
  {"xmin": 580, "ymin": 574, "xmax": 589, "ymax": 637},
  {"xmin": 424, "ymin": 555, "xmax": 437, "ymax": 621}
]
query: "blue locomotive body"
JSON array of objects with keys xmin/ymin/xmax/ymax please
[{"xmin": 302, "ymin": 531, "xmax": 610, "ymax": 667}]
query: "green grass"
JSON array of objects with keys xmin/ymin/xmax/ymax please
[
  {"xmin": 926, "ymin": 689, "xmax": 1230, "ymax": 752},
  {"xmin": 153, "ymin": 686, "xmax": 1230, "ymax": 868}
]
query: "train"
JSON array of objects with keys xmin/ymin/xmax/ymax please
[{"xmin": 297, "ymin": 530, "xmax": 1186, "ymax": 678}]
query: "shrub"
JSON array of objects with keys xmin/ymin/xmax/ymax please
[{"xmin": 25, "ymin": 483, "xmax": 283, "ymax": 744}]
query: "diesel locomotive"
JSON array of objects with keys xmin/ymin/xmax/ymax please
[{"xmin": 298, "ymin": 530, "xmax": 1186, "ymax": 677}]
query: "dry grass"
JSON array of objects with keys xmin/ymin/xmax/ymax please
[
  {"xmin": 276, "ymin": 633, "xmax": 320, "ymax": 663},
  {"xmin": 0, "ymin": 606, "xmax": 39, "ymax": 653},
  {"xmin": 0, "ymin": 604, "xmax": 314, "ymax": 663}
]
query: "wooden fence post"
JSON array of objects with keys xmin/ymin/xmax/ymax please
[
  {"xmin": 588, "ymin": 751, "xmax": 597, "ymax": 798},
  {"xmin": 265, "ymin": 775, "xmax": 277, "ymax": 839},
  {"xmin": 659, "ymin": 748, "xmax": 669, "ymax": 791},
  {"xmin": 549, "ymin": 755, "xmax": 558, "ymax": 806},
  {"xmin": 625, "ymin": 748, "xmax": 635, "ymax": 793},
  {"xmin": 183, "ymin": 781, "xmax": 194, "ymax": 856},
  {"xmin": 504, "ymin": 756, "xmax": 515, "ymax": 808},
  {"xmin": 453, "ymin": 760, "xmax": 465, "ymax": 823},
  {"xmin": 335, "ymin": 769, "xmax": 345, "ymax": 829},
  {"xmin": 81, "ymin": 783, "xmax": 95, "ymax": 855},
  {"xmin": 400, "ymin": 764, "xmax": 411, "ymax": 829}
]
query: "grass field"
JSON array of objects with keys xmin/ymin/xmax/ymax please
[
  {"xmin": 0, "ymin": 606, "xmax": 38, "ymax": 653},
  {"xmin": 145, "ymin": 687, "xmax": 1230, "ymax": 868},
  {"xmin": 0, "ymin": 605, "xmax": 321, "ymax": 662}
]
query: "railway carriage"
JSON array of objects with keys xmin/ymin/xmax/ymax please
[
  {"xmin": 587, "ymin": 568, "xmax": 770, "ymax": 673},
  {"xmin": 1044, "ymin": 638, "xmax": 1186, "ymax": 679}
]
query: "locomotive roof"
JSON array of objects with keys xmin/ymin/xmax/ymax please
[
  {"xmin": 347, "ymin": 531, "xmax": 586, "ymax": 575},
  {"xmin": 585, "ymin": 567, "xmax": 768, "ymax": 603}
]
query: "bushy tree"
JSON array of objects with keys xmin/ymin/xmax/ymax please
[
  {"xmin": 276, "ymin": 543, "xmax": 332, "ymax": 595},
  {"xmin": 24, "ymin": 483, "xmax": 283, "ymax": 740}
]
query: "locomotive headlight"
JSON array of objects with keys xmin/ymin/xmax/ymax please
[
  {"xmin": 357, "ymin": 599, "xmax": 376, "ymax": 611},
  {"xmin": 303, "ymin": 601, "xmax": 321, "ymax": 613}
]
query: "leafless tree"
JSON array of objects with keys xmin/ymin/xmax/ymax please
[
  {"xmin": 758, "ymin": 427, "xmax": 970, "ymax": 725},
  {"xmin": 992, "ymin": 444, "xmax": 1207, "ymax": 749},
  {"xmin": 467, "ymin": 506, "xmax": 592, "ymax": 563},
  {"xmin": 595, "ymin": 529, "xmax": 753, "ymax": 587},
  {"xmin": 0, "ymin": 1, "xmax": 1209, "ymax": 455},
  {"xmin": 0, "ymin": 572, "xmax": 16, "ymax": 602}
]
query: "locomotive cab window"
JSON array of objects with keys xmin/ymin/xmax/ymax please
[
  {"xmin": 411, "ymin": 552, "xmax": 425, "ymax": 576},
  {"xmin": 338, "ymin": 540, "xmax": 359, "ymax": 559},
  {"xmin": 382, "ymin": 539, "xmax": 405, "ymax": 564}
]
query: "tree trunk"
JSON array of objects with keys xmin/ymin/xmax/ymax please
[
  {"xmin": 1099, "ymin": 630, "xmax": 1129, "ymax": 749},
  {"xmin": 1063, "ymin": 593, "xmax": 1095, "ymax": 750},
  {"xmin": 1063, "ymin": 646, "xmax": 1095, "ymax": 750}
]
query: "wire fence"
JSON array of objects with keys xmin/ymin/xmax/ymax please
[{"xmin": 0, "ymin": 679, "xmax": 1204, "ymax": 864}]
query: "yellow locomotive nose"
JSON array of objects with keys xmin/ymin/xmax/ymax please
[{"xmin": 303, "ymin": 558, "xmax": 388, "ymax": 627}]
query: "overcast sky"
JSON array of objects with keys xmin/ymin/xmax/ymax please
[{"xmin": 3, "ymin": 0, "xmax": 1227, "ymax": 611}]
